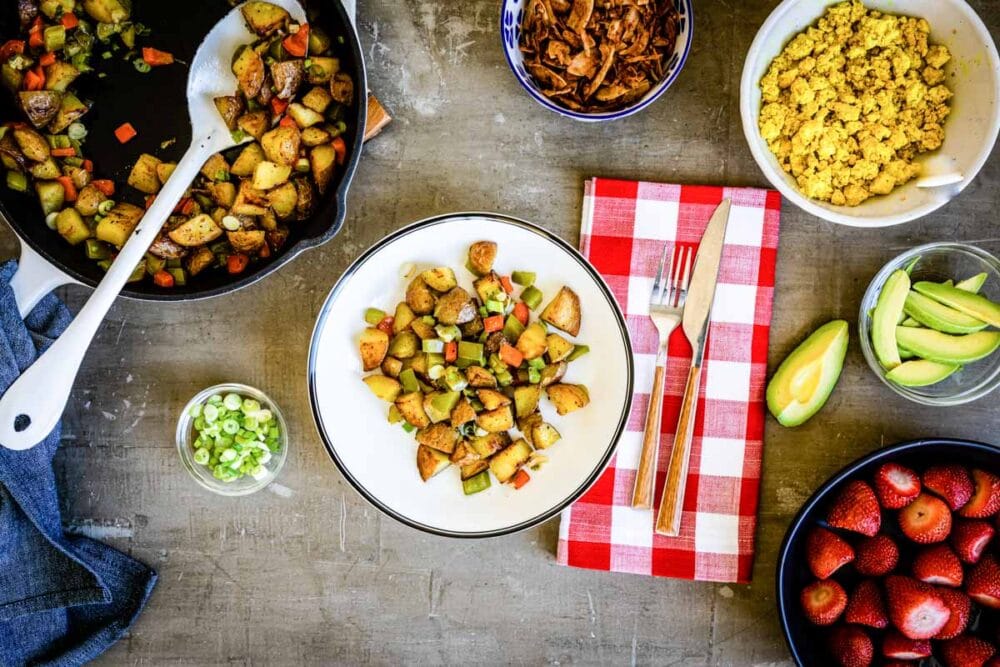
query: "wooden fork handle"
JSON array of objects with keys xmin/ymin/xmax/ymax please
[
  {"xmin": 655, "ymin": 362, "xmax": 703, "ymax": 536},
  {"xmin": 631, "ymin": 363, "xmax": 666, "ymax": 508}
]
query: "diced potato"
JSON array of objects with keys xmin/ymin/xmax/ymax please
[
  {"xmin": 231, "ymin": 143, "xmax": 266, "ymax": 177},
  {"xmin": 213, "ymin": 95, "xmax": 245, "ymax": 130},
  {"xmin": 410, "ymin": 319, "xmax": 436, "ymax": 340},
  {"xmin": 541, "ymin": 286, "xmax": 582, "ymax": 336},
  {"xmin": 450, "ymin": 440, "xmax": 481, "ymax": 466},
  {"xmin": 13, "ymin": 127, "xmax": 50, "ymax": 162},
  {"xmin": 35, "ymin": 181, "xmax": 64, "ymax": 216},
  {"xmin": 268, "ymin": 181, "xmax": 298, "ymax": 219},
  {"xmin": 95, "ymin": 202, "xmax": 143, "ymax": 247},
  {"xmin": 416, "ymin": 423, "xmax": 458, "ymax": 454},
  {"xmin": 393, "ymin": 302, "xmax": 416, "ymax": 334},
  {"xmin": 156, "ymin": 161, "xmax": 177, "ymax": 185},
  {"xmin": 359, "ymin": 326, "xmax": 389, "ymax": 371},
  {"xmin": 416, "ymin": 445, "xmax": 450, "ymax": 481},
  {"xmin": 467, "ymin": 241, "xmax": 497, "ymax": 276},
  {"xmin": 288, "ymin": 102, "xmax": 324, "ymax": 128},
  {"xmin": 270, "ymin": 60, "xmax": 303, "ymax": 100},
  {"xmin": 405, "ymin": 276, "xmax": 436, "ymax": 315},
  {"xmin": 185, "ymin": 246, "xmax": 215, "ymax": 276},
  {"xmin": 19, "ymin": 90, "xmax": 62, "ymax": 129},
  {"xmin": 232, "ymin": 46, "xmax": 265, "ymax": 98},
  {"xmin": 44, "ymin": 61, "xmax": 79, "ymax": 92},
  {"xmin": 301, "ymin": 126, "xmax": 332, "ymax": 147},
  {"xmin": 329, "ymin": 72, "xmax": 354, "ymax": 104},
  {"xmin": 301, "ymin": 86, "xmax": 333, "ymax": 114},
  {"xmin": 381, "ymin": 356, "xmax": 403, "ymax": 378},
  {"xmin": 476, "ymin": 389, "xmax": 511, "ymax": 411},
  {"xmin": 168, "ymin": 214, "xmax": 223, "ymax": 247},
  {"xmin": 241, "ymin": 1, "xmax": 290, "ymax": 36},
  {"xmin": 476, "ymin": 405, "xmax": 514, "ymax": 433},
  {"xmin": 252, "ymin": 160, "xmax": 292, "ymax": 190},
  {"xmin": 47, "ymin": 92, "xmax": 89, "ymax": 134},
  {"xmin": 206, "ymin": 181, "xmax": 237, "ymax": 208},
  {"xmin": 516, "ymin": 322, "xmax": 547, "ymax": 360},
  {"xmin": 261, "ymin": 126, "xmax": 301, "ymax": 166},
  {"xmin": 460, "ymin": 460, "xmax": 489, "ymax": 480},
  {"xmin": 227, "ymin": 229, "xmax": 266, "ymax": 253},
  {"xmin": 56, "ymin": 208, "xmax": 90, "ymax": 245},
  {"xmin": 82, "ymin": 0, "xmax": 129, "ymax": 23},
  {"xmin": 306, "ymin": 56, "xmax": 339, "ymax": 84},
  {"xmin": 395, "ymin": 392, "xmax": 430, "ymax": 429},
  {"xmin": 473, "ymin": 272, "xmax": 504, "ymax": 303},
  {"xmin": 74, "ymin": 183, "xmax": 105, "ymax": 217},
  {"xmin": 450, "ymin": 397, "xmax": 477, "ymax": 427},
  {"xmin": 294, "ymin": 178, "xmax": 316, "ymax": 220},
  {"xmin": 434, "ymin": 287, "xmax": 476, "ymax": 325},
  {"xmin": 232, "ymin": 180, "xmax": 269, "ymax": 216},
  {"xmin": 546, "ymin": 333, "xmax": 575, "ymax": 363},
  {"xmin": 310, "ymin": 144, "xmax": 336, "ymax": 194},
  {"xmin": 531, "ymin": 422, "xmax": 561, "ymax": 449},
  {"xmin": 127, "ymin": 153, "xmax": 162, "ymax": 194},
  {"xmin": 489, "ymin": 439, "xmax": 533, "ymax": 483},
  {"xmin": 388, "ymin": 331, "xmax": 419, "ymax": 359},
  {"xmin": 200, "ymin": 153, "xmax": 230, "ymax": 181},
  {"xmin": 539, "ymin": 361, "xmax": 567, "ymax": 387},
  {"xmin": 465, "ymin": 365, "xmax": 497, "ymax": 388},
  {"xmin": 363, "ymin": 375, "xmax": 401, "ymax": 402},
  {"xmin": 513, "ymin": 385, "xmax": 541, "ymax": 417},
  {"xmin": 546, "ymin": 383, "xmax": 590, "ymax": 415},
  {"xmin": 237, "ymin": 111, "xmax": 270, "ymax": 141},
  {"xmin": 28, "ymin": 158, "xmax": 60, "ymax": 180},
  {"xmin": 469, "ymin": 432, "xmax": 510, "ymax": 458},
  {"xmin": 518, "ymin": 413, "xmax": 543, "ymax": 445}
]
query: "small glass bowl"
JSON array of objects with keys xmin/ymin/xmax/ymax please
[
  {"xmin": 859, "ymin": 242, "xmax": 1000, "ymax": 406},
  {"xmin": 176, "ymin": 383, "xmax": 289, "ymax": 496}
]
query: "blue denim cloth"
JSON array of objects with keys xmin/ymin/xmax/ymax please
[{"xmin": 0, "ymin": 261, "xmax": 157, "ymax": 666}]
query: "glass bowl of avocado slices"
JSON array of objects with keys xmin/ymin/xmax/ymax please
[{"xmin": 859, "ymin": 242, "xmax": 1000, "ymax": 406}]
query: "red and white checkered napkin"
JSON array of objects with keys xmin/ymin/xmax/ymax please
[{"xmin": 556, "ymin": 179, "xmax": 782, "ymax": 583}]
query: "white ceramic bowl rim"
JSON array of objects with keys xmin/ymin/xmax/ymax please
[
  {"xmin": 499, "ymin": 0, "xmax": 695, "ymax": 121},
  {"xmin": 307, "ymin": 212, "xmax": 635, "ymax": 538},
  {"xmin": 740, "ymin": 0, "xmax": 1000, "ymax": 227}
]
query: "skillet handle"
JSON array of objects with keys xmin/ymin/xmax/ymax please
[{"xmin": 11, "ymin": 238, "xmax": 80, "ymax": 319}]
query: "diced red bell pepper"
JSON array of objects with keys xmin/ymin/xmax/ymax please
[
  {"xmin": 499, "ymin": 343, "xmax": 523, "ymax": 368},
  {"xmin": 282, "ymin": 24, "xmax": 309, "ymax": 57},
  {"xmin": 278, "ymin": 115, "xmax": 297, "ymax": 128},
  {"xmin": 50, "ymin": 147, "xmax": 75, "ymax": 157},
  {"xmin": 444, "ymin": 341, "xmax": 458, "ymax": 362},
  {"xmin": 141, "ymin": 47, "xmax": 174, "ymax": 67},
  {"xmin": 483, "ymin": 314, "xmax": 504, "ymax": 333},
  {"xmin": 500, "ymin": 275, "xmax": 514, "ymax": 295},
  {"xmin": 376, "ymin": 316, "xmax": 395, "ymax": 335},
  {"xmin": 38, "ymin": 52, "xmax": 56, "ymax": 67},
  {"xmin": 23, "ymin": 68, "xmax": 44, "ymax": 91},
  {"xmin": 152, "ymin": 270, "xmax": 175, "ymax": 288},
  {"xmin": 258, "ymin": 243, "xmax": 271, "ymax": 259},
  {"xmin": 331, "ymin": 136, "xmax": 346, "ymax": 165},
  {"xmin": 144, "ymin": 194, "xmax": 156, "ymax": 209},
  {"xmin": 56, "ymin": 175, "xmax": 77, "ymax": 202},
  {"xmin": 0, "ymin": 40, "xmax": 25, "ymax": 62},
  {"xmin": 511, "ymin": 468, "xmax": 530, "ymax": 489},
  {"xmin": 61, "ymin": 13, "xmax": 79, "ymax": 30},
  {"xmin": 227, "ymin": 253, "xmax": 250, "ymax": 274},
  {"xmin": 114, "ymin": 122, "xmax": 137, "ymax": 144},
  {"xmin": 270, "ymin": 97, "xmax": 288, "ymax": 115},
  {"xmin": 91, "ymin": 179, "xmax": 114, "ymax": 196},
  {"xmin": 28, "ymin": 19, "xmax": 44, "ymax": 50},
  {"xmin": 82, "ymin": 159, "xmax": 93, "ymax": 172},
  {"xmin": 513, "ymin": 302, "xmax": 529, "ymax": 326}
]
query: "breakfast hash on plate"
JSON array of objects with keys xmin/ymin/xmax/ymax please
[
  {"xmin": 359, "ymin": 241, "xmax": 593, "ymax": 495},
  {"xmin": 0, "ymin": 0, "xmax": 355, "ymax": 287}
]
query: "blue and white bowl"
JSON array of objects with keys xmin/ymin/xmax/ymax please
[{"xmin": 500, "ymin": 0, "xmax": 694, "ymax": 122}]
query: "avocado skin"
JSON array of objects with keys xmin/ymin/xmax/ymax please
[
  {"xmin": 913, "ymin": 282, "xmax": 1000, "ymax": 328},
  {"xmin": 766, "ymin": 320, "xmax": 849, "ymax": 428},
  {"xmin": 895, "ymin": 327, "xmax": 1000, "ymax": 365}
]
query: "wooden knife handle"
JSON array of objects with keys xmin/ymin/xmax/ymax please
[
  {"xmin": 631, "ymin": 363, "xmax": 666, "ymax": 509},
  {"xmin": 655, "ymin": 362, "xmax": 703, "ymax": 536}
]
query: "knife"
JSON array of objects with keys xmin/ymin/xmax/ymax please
[{"xmin": 654, "ymin": 199, "xmax": 732, "ymax": 536}]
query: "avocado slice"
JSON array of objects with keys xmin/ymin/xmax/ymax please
[
  {"xmin": 903, "ymin": 290, "xmax": 988, "ymax": 334},
  {"xmin": 872, "ymin": 270, "xmax": 910, "ymax": 369},
  {"xmin": 885, "ymin": 359, "xmax": 962, "ymax": 387},
  {"xmin": 913, "ymin": 282, "xmax": 1000, "ymax": 328},
  {"xmin": 898, "ymin": 345, "xmax": 917, "ymax": 360},
  {"xmin": 955, "ymin": 273, "xmax": 988, "ymax": 293},
  {"xmin": 895, "ymin": 326, "xmax": 1000, "ymax": 365},
  {"xmin": 766, "ymin": 320, "xmax": 848, "ymax": 428}
]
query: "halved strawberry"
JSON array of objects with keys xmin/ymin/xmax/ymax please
[
  {"xmin": 854, "ymin": 534, "xmax": 899, "ymax": 576},
  {"xmin": 875, "ymin": 462, "xmax": 920, "ymax": 509},
  {"xmin": 967, "ymin": 555, "xmax": 1000, "ymax": 609},
  {"xmin": 827, "ymin": 625, "xmax": 874, "ymax": 667},
  {"xmin": 844, "ymin": 579, "xmax": 888, "ymax": 629},
  {"xmin": 912, "ymin": 544, "xmax": 963, "ymax": 587},
  {"xmin": 881, "ymin": 631, "xmax": 931, "ymax": 660},
  {"xmin": 828, "ymin": 480, "xmax": 881, "ymax": 537},
  {"xmin": 806, "ymin": 527, "xmax": 855, "ymax": 579},
  {"xmin": 899, "ymin": 493, "xmax": 952, "ymax": 544},
  {"xmin": 924, "ymin": 464, "xmax": 974, "ymax": 511},
  {"xmin": 959, "ymin": 469, "xmax": 1000, "ymax": 519},
  {"xmin": 952, "ymin": 519, "xmax": 995, "ymax": 564},
  {"xmin": 934, "ymin": 588, "xmax": 972, "ymax": 640},
  {"xmin": 884, "ymin": 575, "xmax": 951, "ymax": 639},
  {"xmin": 939, "ymin": 636, "xmax": 997, "ymax": 667},
  {"xmin": 801, "ymin": 579, "xmax": 848, "ymax": 626}
]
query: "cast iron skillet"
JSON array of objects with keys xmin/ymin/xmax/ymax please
[
  {"xmin": 776, "ymin": 438, "xmax": 1000, "ymax": 666},
  {"xmin": 0, "ymin": 0, "xmax": 366, "ymax": 301}
]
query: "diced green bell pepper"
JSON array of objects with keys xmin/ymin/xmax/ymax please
[
  {"xmin": 168, "ymin": 268, "xmax": 187, "ymax": 286},
  {"xmin": 521, "ymin": 286, "xmax": 543, "ymax": 310},
  {"xmin": 457, "ymin": 341, "xmax": 484, "ymax": 363},
  {"xmin": 399, "ymin": 368, "xmax": 419, "ymax": 393},
  {"xmin": 511, "ymin": 271, "xmax": 535, "ymax": 287},
  {"xmin": 462, "ymin": 470, "xmax": 491, "ymax": 495},
  {"xmin": 502, "ymin": 314, "xmax": 525, "ymax": 341}
]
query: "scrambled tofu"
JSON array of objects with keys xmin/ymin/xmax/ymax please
[{"xmin": 758, "ymin": 1, "xmax": 953, "ymax": 207}]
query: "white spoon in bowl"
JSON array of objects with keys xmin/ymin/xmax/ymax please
[{"xmin": 0, "ymin": 0, "xmax": 307, "ymax": 451}]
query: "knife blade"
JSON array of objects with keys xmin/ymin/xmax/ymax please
[{"xmin": 681, "ymin": 199, "xmax": 732, "ymax": 355}]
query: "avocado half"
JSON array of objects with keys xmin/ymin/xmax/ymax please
[{"xmin": 766, "ymin": 320, "xmax": 849, "ymax": 428}]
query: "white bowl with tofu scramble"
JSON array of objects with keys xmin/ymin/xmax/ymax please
[
  {"xmin": 740, "ymin": 0, "xmax": 1000, "ymax": 227},
  {"xmin": 307, "ymin": 212, "xmax": 633, "ymax": 538}
]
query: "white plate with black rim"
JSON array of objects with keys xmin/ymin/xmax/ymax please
[{"xmin": 308, "ymin": 212, "xmax": 634, "ymax": 538}]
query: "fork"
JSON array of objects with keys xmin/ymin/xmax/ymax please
[{"xmin": 631, "ymin": 244, "xmax": 694, "ymax": 509}]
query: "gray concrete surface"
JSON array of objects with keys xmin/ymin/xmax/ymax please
[{"xmin": 1, "ymin": 0, "xmax": 998, "ymax": 664}]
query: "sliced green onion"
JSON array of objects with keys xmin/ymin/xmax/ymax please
[
  {"xmin": 67, "ymin": 122, "xmax": 88, "ymax": 141},
  {"xmin": 435, "ymin": 324, "xmax": 461, "ymax": 342},
  {"xmin": 133, "ymin": 58, "xmax": 151, "ymax": 73},
  {"xmin": 422, "ymin": 339, "xmax": 444, "ymax": 354},
  {"xmin": 203, "ymin": 404, "xmax": 219, "ymax": 422},
  {"xmin": 193, "ymin": 448, "xmax": 210, "ymax": 465}
]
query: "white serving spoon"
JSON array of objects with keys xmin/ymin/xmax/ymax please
[{"xmin": 0, "ymin": 0, "xmax": 307, "ymax": 451}]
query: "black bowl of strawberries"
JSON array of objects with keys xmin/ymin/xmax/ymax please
[{"xmin": 777, "ymin": 438, "xmax": 1000, "ymax": 667}]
